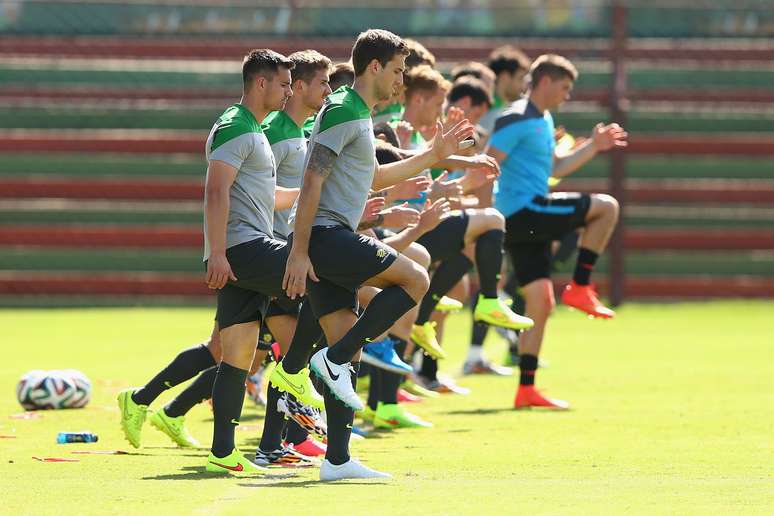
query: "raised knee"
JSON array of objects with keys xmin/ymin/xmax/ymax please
[
  {"xmin": 482, "ymin": 207, "xmax": 505, "ymax": 230},
  {"xmin": 406, "ymin": 263, "xmax": 430, "ymax": 300},
  {"xmin": 595, "ymin": 194, "xmax": 620, "ymax": 220},
  {"xmin": 405, "ymin": 242, "xmax": 431, "ymax": 269}
]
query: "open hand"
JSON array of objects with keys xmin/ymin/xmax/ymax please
[
  {"xmin": 591, "ymin": 123, "xmax": 628, "ymax": 152},
  {"xmin": 430, "ymin": 119, "xmax": 475, "ymax": 161}
]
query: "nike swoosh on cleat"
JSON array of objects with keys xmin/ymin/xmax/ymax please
[
  {"xmin": 277, "ymin": 371, "xmax": 305, "ymax": 394},
  {"xmin": 209, "ymin": 461, "xmax": 243, "ymax": 472},
  {"xmin": 323, "ymin": 356, "xmax": 340, "ymax": 381}
]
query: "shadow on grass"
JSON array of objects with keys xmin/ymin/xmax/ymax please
[
  {"xmin": 142, "ymin": 465, "xmax": 297, "ymax": 481},
  {"xmin": 237, "ymin": 479, "xmax": 392, "ymax": 488},
  {"xmin": 445, "ymin": 407, "xmax": 514, "ymax": 416}
]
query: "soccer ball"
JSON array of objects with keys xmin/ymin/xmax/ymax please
[{"xmin": 16, "ymin": 369, "xmax": 92, "ymax": 410}]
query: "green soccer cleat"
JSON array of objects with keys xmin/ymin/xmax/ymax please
[
  {"xmin": 358, "ymin": 405, "xmax": 377, "ymax": 423},
  {"xmin": 410, "ymin": 322, "xmax": 447, "ymax": 360},
  {"xmin": 205, "ymin": 449, "xmax": 268, "ymax": 475},
  {"xmin": 374, "ymin": 402, "xmax": 433, "ymax": 429},
  {"xmin": 269, "ymin": 362, "xmax": 325, "ymax": 411},
  {"xmin": 117, "ymin": 389, "xmax": 148, "ymax": 449},
  {"xmin": 474, "ymin": 295, "xmax": 534, "ymax": 330},
  {"xmin": 149, "ymin": 408, "xmax": 200, "ymax": 448},
  {"xmin": 434, "ymin": 295, "xmax": 463, "ymax": 312},
  {"xmin": 400, "ymin": 378, "xmax": 440, "ymax": 398}
]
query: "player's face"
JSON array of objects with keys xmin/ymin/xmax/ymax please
[
  {"xmin": 466, "ymin": 103, "xmax": 487, "ymax": 125},
  {"xmin": 304, "ymin": 69, "xmax": 332, "ymax": 111},
  {"xmin": 506, "ymin": 69, "xmax": 528, "ymax": 100},
  {"xmin": 375, "ymin": 54, "xmax": 406, "ymax": 102},
  {"xmin": 546, "ymin": 76, "xmax": 573, "ymax": 110},
  {"xmin": 422, "ymin": 88, "xmax": 447, "ymax": 127},
  {"xmin": 266, "ymin": 67, "xmax": 293, "ymax": 111}
]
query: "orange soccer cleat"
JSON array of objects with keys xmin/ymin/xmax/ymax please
[
  {"xmin": 561, "ymin": 281, "xmax": 615, "ymax": 319},
  {"xmin": 514, "ymin": 385, "xmax": 569, "ymax": 410}
]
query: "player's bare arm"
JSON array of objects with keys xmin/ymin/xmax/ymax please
[
  {"xmin": 204, "ymin": 160, "xmax": 238, "ymax": 289},
  {"xmin": 552, "ymin": 123, "xmax": 627, "ymax": 178},
  {"xmin": 283, "ymin": 143, "xmax": 337, "ymax": 298},
  {"xmin": 275, "ymin": 186, "xmax": 300, "ymax": 211},
  {"xmin": 372, "ymin": 119, "xmax": 475, "ymax": 190}
]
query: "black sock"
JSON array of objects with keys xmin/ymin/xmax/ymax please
[
  {"xmin": 323, "ymin": 362, "xmax": 359, "ymax": 465},
  {"xmin": 415, "ymin": 254, "xmax": 473, "ymax": 325},
  {"xmin": 519, "ymin": 354, "xmax": 538, "ymax": 386},
  {"xmin": 475, "ymin": 229, "xmax": 504, "ymax": 298},
  {"xmin": 419, "ymin": 354, "xmax": 438, "ymax": 383},
  {"xmin": 210, "ymin": 362, "xmax": 248, "ymax": 458},
  {"xmin": 281, "ymin": 301, "xmax": 323, "ymax": 374},
  {"xmin": 379, "ymin": 336, "xmax": 407, "ymax": 405},
  {"xmin": 327, "ymin": 287, "xmax": 417, "ymax": 364},
  {"xmin": 469, "ymin": 291, "xmax": 489, "ymax": 347},
  {"xmin": 163, "ymin": 366, "xmax": 217, "ymax": 418},
  {"xmin": 573, "ymin": 247, "xmax": 599, "ymax": 286},
  {"xmin": 258, "ymin": 385, "xmax": 285, "ymax": 452},
  {"xmin": 367, "ymin": 367, "xmax": 382, "ymax": 411},
  {"xmin": 284, "ymin": 419, "xmax": 309, "ymax": 446},
  {"xmin": 132, "ymin": 344, "xmax": 215, "ymax": 406}
]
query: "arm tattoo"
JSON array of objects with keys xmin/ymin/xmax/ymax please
[
  {"xmin": 307, "ymin": 144, "xmax": 337, "ymax": 179},
  {"xmin": 357, "ymin": 213, "xmax": 385, "ymax": 231}
]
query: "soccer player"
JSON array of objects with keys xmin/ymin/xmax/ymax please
[
  {"xmin": 280, "ymin": 29, "xmax": 474, "ymax": 480},
  {"xmin": 479, "ymin": 45, "xmax": 531, "ymax": 133},
  {"xmin": 199, "ymin": 48, "xmax": 299, "ymax": 474},
  {"xmin": 447, "ymin": 77, "xmax": 493, "ymax": 127},
  {"xmin": 398, "ymin": 64, "xmax": 533, "ymax": 372},
  {"xmin": 487, "ymin": 54, "xmax": 627, "ymax": 409}
]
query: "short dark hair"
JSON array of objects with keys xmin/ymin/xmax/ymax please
[
  {"xmin": 530, "ymin": 54, "xmax": 578, "ymax": 88},
  {"xmin": 242, "ymin": 49, "xmax": 294, "ymax": 86},
  {"xmin": 329, "ymin": 62, "xmax": 355, "ymax": 91},
  {"xmin": 404, "ymin": 38, "xmax": 436, "ymax": 69},
  {"xmin": 373, "ymin": 122, "xmax": 400, "ymax": 148},
  {"xmin": 351, "ymin": 29, "xmax": 410, "ymax": 77},
  {"xmin": 488, "ymin": 45, "xmax": 531, "ymax": 77},
  {"xmin": 448, "ymin": 77, "xmax": 492, "ymax": 109},
  {"xmin": 450, "ymin": 61, "xmax": 496, "ymax": 89},
  {"xmin": 288, "ymin": 49, "xmax": 332, "ymax": 84},
  {"xmin": 375, "ymin": 140, "xmax": 403, "ymax": 165}
]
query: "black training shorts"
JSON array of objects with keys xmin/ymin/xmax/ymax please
[
  {"xmin": 266, "ymin": 295, "xmax": 302, "ymax": 319},
  {"xmin": 415, "ymin": 209, "xmax": 470, "ymax": 262},
  {"xmin": 212, "ymin": 236, "xmax": 288, "ymax": 330},
  {"xmin": 298, "ymin": 225, "xmax": 398, "ymax": 318},
  {"xmin": 504, "ymin": 192, "xmax": 591, "ymax": 286}
]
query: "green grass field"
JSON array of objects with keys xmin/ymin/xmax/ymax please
[{"xmin": 2, "ymin": 302, "xmax": 773, "ymax": 514}]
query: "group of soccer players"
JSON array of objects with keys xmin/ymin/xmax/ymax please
[{"xmin": 117, "ymin": 28, "xmax": 627, "ymax": 481}]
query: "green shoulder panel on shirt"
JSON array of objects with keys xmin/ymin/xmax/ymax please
[
  {"xmin": 318, "ymin": 86, "xmax": 371, "ymax": 133},
  {"xmin": 262, "ymin": 110, "xmax": 303, "ymax": 145},
  {"xmin": 303, "ymin": 115, "xmax": 316, "ymax": 138},
  {"xmin": 210, "ymin": 104, "xmax": 261, "ymax": 152}
]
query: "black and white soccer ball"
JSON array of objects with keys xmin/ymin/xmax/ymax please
[{"xmin": 16, "ymin": 369, "xmax": 91, "ymax": 410}]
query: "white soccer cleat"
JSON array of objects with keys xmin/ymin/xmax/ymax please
[
  {"xmin": 319, "ymin": 458, "xmax": 391, "ymax": 481},
  {"xmin": 309, "ymin": 348, "xmax": 364, "ymax": 411}
]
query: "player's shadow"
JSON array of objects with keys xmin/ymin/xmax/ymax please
[
  {"xmin": 445, "ymin": 407, "xmax": 514, "ymax": 416},
  {"xmin": 238, "ymin": 479, "xmax": 391, "ymax": 488},
  {"xmin": 142, "ymin": 466, "xmax": 296, "ymax": 481}
]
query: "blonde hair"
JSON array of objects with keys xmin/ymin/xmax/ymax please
[{"xmin": 404, "ymin": 64, "xmax": 451, "ymax": 100}]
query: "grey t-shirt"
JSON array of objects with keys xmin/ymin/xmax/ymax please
[
  {"xmin": 263, "ymin": 110, "xmax": 306, "ymax": 242},
  {"xmin": 289, "ymin": 86, "xmax": 376, "ymax": 232},
  {"xmin": 203, "ymin": 103, "xmax": 276, "ymax": 260}
]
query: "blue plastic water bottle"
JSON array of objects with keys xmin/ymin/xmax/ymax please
[{"xmin": 56, "ymin": 432, "xmax": 98, "ymax": 444}]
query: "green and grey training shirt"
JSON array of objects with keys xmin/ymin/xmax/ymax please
[
  {"xmin": 203, "ymin": 103, "xmax": 276, "ymax": 260},
  {"xmin": 290, "ymin": 86, "xmax": 376, "ymax": 232},
  {"xmin": 263, "ymin": 110, "xmax": 307, "ymax": 242}
]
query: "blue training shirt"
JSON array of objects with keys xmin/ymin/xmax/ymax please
[{"xmin": 488, "ymin": 98, "xmax": 556, "ymax": 218}]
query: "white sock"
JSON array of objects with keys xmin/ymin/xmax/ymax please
[{"xmin": 466, "ymin": 345, "xmax": 483, "ymax": 363}]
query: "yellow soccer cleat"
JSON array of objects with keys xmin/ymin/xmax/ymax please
[
  {"xmin": 473, "ymin": 295, "xmax": 534, "ymax": 330},
  {"xmin": 117, "ymin": 389, "xmax": 147, "ymax": 449},
  {"xmin": 434, "ymin": 295, "xmax": 463, "ymax": 312},
  {"xmin": 205, "ymin": 449, "xmax": 268, "ymax": 475},
  {"xmin": 410, "ymin": 322, "xmax": 447, "ymax": 360},
  {"xmin": 269, "ymin": 362, "xmax": 325, "ymax": 411},
  {"xmin": 149, "ymin": 408, "xmax": 200, "ymax": 448}
]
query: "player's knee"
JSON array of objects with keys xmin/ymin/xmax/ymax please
[
  {"xmin": 484, "ymin": 207, "xmax": 505, "ymax": 230},
  {"xmin": 404, "ymin": 241, "xmax": 431, "ymax": 269},
  {"xmin": 594, "ymin": 194, "xmax": 619, "ymax": 221},
  {"xmin": 402, "ymin": 262, "xmax": 430, "ymax": 301}
]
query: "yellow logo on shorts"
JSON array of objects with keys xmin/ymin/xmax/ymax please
[{"xmin": 376, "ymin": 248, "xmax": 387, "ymax": 259}]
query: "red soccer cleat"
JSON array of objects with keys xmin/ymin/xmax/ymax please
[
  {"xmin": 397, "ymin": 388, "xmax": 422, "ymax": 403},
  {"xmin": 286, "ymin": 437, "xmax": 326, "ymax": 458},
  {"xmin": 514, "ymin": 385, "xmax": 570, "ymax": 410},
  {"xmin": 561, "ymin": 281, "xmax": 615, "ymax": 319}
]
